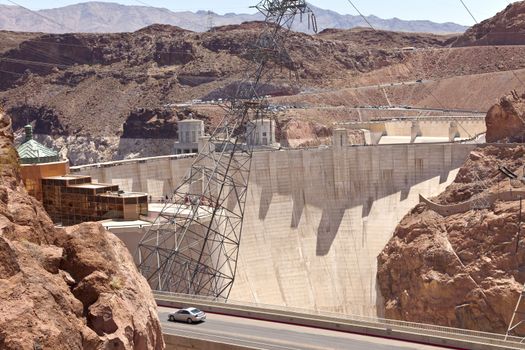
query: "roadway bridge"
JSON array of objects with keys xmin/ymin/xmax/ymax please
[
  {"xmin": 155, "ymin": 292, "xmax": 525, "ymax": 350},
  {"xmin": 159, "ymin": 306, "xmax": 441, "ymax": 350},
  {"xmin": 338, "ymin": 116, "xmax": 486, "ymax": 145}
]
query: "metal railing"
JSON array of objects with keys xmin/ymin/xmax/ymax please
[
  {"xmin": 154, "ymin": 291, "xmax": 525, "ymax": 349},
  {"xmin": 70, "ymin": 153, "xmax": 197, "ymax": 171}
]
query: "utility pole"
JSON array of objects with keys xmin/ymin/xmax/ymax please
[{"xmin": 469, "ymin": 169, "xmax": 492, "ymax": 210}]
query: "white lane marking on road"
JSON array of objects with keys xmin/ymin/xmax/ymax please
[
  {"xmin": 163, "ymin": 326, "xmax": 303, "ymax": 350},
  {"xmin": 162, "ymin": 321, "xmax": 331, "ymax": 350},
  {"xmin": 158, "ymin": 308, "xmax": 443, "ymax": 350}
]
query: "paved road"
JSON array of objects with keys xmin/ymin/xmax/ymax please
[
  {"xmin": 306, "ymin": 105, "xmax": 483, "ymax": 114},
  {"xmin": 296, "ymin": 79, "xmax": 428, "ymax": 96},
  {"xmin": 158, "ymin": 307, "xmax": 446, "ymax": 350}
]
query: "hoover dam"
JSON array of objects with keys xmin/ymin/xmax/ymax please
[
  {"xmin": 9, "ymin": 0, "xmax": 525, "ymax": 347},
  {"xmin": 72, "ymin": 119, "xmax": 481, "ymax": 316}
]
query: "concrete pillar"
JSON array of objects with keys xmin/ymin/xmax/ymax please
[
  {"xmin": 333, "ymin": 129, "xmax": 348, "ymax": 149},
  {"xmin": 361, "ymin": 129, "xmax": 372, "ymax": 145},
  {"xmin": 444, "ymin": 143, "xmax": 452, "ymax": 169},
  {"xmin": 137, "ymin": 162, "xmax": 148, "ymax": 194},
  {"xmin": 410, "ymin": 121, "xmax": 421, "ymax": 143},
  {"xmin": 198, "ymin": 135, "xmax": 213, "ymax": 154},
  {"xmin": 101, "ymin": 167, "xmax": 110, "ymax": 184},
  {"xmin": 449, "ymin": 122, "xmax": 459, "ymax": 142}
]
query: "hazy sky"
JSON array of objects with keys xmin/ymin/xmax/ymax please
[{"xmin": 1, "ymin": 0, "xmax": 514, "ymax": 25}]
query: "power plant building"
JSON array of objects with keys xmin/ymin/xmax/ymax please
[
  {"xmin": 16, "ymin": 124, "xmax": 148, "ymax": 225},
  {"xmin": 16, "ymin": 124, "xmax": 69, "ymax": 201},
  {"xmin": 42, "ymin": 175, "xmax": 148, "ymax": 226}
]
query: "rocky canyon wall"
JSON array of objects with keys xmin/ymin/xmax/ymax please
[
  {"xmin": 0, "ymin": 110, "xmax": 164, "ymax": 349},
  {"xmin": 378, "ymin": 145, "xmax": 525, "ymax": 334}
]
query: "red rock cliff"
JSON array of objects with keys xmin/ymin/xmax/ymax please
[
  {"xmin": 453, "ymin": 1, "xmax": 525, "ymax": 47},
  {"xmin": 0, "ymin": 108, "xmax": 164, "ymax": 349},
  {"xmin": 377, "ymin": 144, "xmax": 525, "ymax": 334},
  {"xmin": 485, "ymin": 90, "xmax": 525, "ymax": 143}
]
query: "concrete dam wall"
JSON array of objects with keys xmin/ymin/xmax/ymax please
[{"xmin": 73, "ymin": 143, "xmax": 476, "ymax": 316}]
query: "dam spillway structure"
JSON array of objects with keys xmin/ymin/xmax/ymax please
[{"xmin": 137, "ymin": 0, "xmax": 317, "ymax": 299}]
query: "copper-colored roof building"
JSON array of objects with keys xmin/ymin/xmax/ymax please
[
  {"xmin": 16, "ymin": 125, "xmax": 148, "ymax": 225},
  {"xmin": 16, "ymin": 124, "xmax": 69, "ymax": 201}
]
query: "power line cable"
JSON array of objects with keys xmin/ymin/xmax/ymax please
[
  {"xmin": 5, "ymin": 0, "xmax": 74, "ymax": 32},
  {"xmin": 0, "ymin": 0, "xmax": 90, "ymax": 69},
  {"xmin": 0, "ymin": 57, "xmax": 70, "ymax": 68},
  {"xmin": 131, "ymin": 1, "xmax": 250, "ymax": 13},
  {"xmin": 15, "ymin": 38, "xmax": 200, "ymax": 56},
  {"xmin": 21, "ymin": 42, "xmax": 78, "ymax": 66},
  {"xmin": 346, "ymin": 0, "xmax": 376, "ymax": 31},
  {"xmin": 344, "ymin": 0, "xmax": 478, "ymax": 138},
  {"xmin": 0, "ymin": 35, "xmax": 198, "ymax": 75},
  {"xmin": 133, "ymin": 0, "xmax": 152, "ymax": 6},
  {"xmin": 459, "ymin": 0, "xmax": 478, "ymax": 25},
  {"xmin": 131, "ymin": 0, "xmax": 209, "ymax": 31},
  {"xmin": 0, "ymin": 69, "xmax": 22, "ymax": 76},
  {"xmin": 458, "ymin": 0, "xmax": 525, "ymax": 89},
  {"xmin": 1, "ymin": 35, "xmax": 79, "ymax": 67}
]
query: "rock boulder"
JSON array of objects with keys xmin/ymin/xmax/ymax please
[
  {"xmin": 0, "ymin": 108, "xmax": 164, "ymax": 349},
  {"xmin": 485, "ymin": 90, "xmax": 525, "ymax": 143}
]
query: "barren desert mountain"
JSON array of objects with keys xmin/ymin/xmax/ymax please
[
  {"xmin": 0, "ymin": 2, "xmax": 468, "ymax": 34},
  {"xmin": 317, "ymin": 27, "xmax": 456, "ymax": 49},
  {"xmin": 0, "ymin": 1, "xmax": 523, "ymax": 165},
  {"xmin": 0, "ymin": 21, "xmax": 519, "ymax": 164},
  {"xmin": 377, "ymin": 92, "xmax": 525, "ymax": 334},
  {"xmin": 0, "ymin": 109, "xmax": 164, "ymax": 349},
  {"xmin": 453, "ymin": 1, "xmax": 525, "ymax": 46},
  {"xmin": 0, "ymin": 22, "xmax": 431, "ymax": 164}
]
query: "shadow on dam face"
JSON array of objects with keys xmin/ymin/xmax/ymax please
[
  {"xmin": 72, "ymin": 143, "xmax": 478, "ymax": 314},
  {"xmin": 316, "ymin": 206, "xmax": 345, "ymax": 255},
  {"xmin": 252, "ymin": 145, "xmax": 474, "ymax": 257}
]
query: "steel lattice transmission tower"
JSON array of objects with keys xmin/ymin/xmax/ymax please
[
  {"xmin": 137, "ymin": 0, "xmax": 317, "ymax": 299},
  {"xmin": 469, "ymin": 170, "xmax": 492, "ymax": 210}
]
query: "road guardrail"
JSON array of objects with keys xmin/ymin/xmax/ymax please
[{"xmin": 154, "ymin": 291, "xmax": 525, "ymax": 350}]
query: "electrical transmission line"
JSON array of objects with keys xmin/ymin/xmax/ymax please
[
  {"xmin": 344, "ymin": 0, "xmax": 475, "ymax": 139},
  {"xmin": 346, "ymin": 0, "xmax": 376, "ymax": 31},
  {"xmin": 460, "ymin": 1, "xmax": 525, "ymax": 338},
  {"xmin": 458, "ymin": 0, "xmax": 525, "ymax": 88},
  {"xmin": 5, "ymin": 0, "xmax": 74, "ymax": 32},
  {"xmin": 136, "ymin": 0, "xmax": 317, "ymax": 298}
]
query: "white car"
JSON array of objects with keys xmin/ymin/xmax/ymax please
[{"xmin": 168, "ymin": 307, "xmax": 206, "ymax": 324}]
